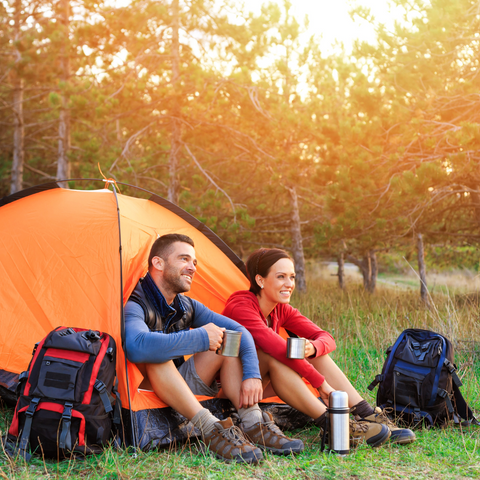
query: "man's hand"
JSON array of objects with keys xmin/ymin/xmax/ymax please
[
  {"xmin": 202, "ymin": 323, "xmax": 225, "ymax": 351},
  {"xmin": 305, "ymin": 340, "xmax": 316, "ymax": 358},
  {"xmin": 318, "ymin": 379, "xmax": 335, "ymax": 406},
  {"xmin": 238, "ymin": 378, "xmax": 263, "ymax": 409}
]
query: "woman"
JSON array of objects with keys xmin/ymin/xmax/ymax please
[{"xmin": 222, "ymin": 248, "xmax": 415, "ymax": 446}]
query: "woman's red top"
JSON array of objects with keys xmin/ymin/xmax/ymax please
[{"xmin": 222, "ymin": 290, "xmax": 336, "ymax": 388}]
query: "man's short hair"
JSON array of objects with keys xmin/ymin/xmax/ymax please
[{"xmin": 148, "ymin": 234, "xmax": 195, "ymax": 268}]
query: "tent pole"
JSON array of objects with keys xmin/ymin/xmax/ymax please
[{"xmin": 110, "ymin": 182, "xmax": 138, "ymax": 456}]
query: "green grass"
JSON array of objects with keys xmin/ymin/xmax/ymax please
[{"xmin": 1, "ymin": 277, "xmax": 479, "ymax": 479}]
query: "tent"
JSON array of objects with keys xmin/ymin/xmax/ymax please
[{"xmin": 0, "ymin": 181, "xmax": 314, "ymax": 450}]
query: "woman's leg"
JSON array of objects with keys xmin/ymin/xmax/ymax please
[
  {"xmin": 257, "ymin": 349, "xmax": 326, "ymax": 419},
  {"xmin": 307, "ymin": 354, "xmax": 363, "ymax": 407}
]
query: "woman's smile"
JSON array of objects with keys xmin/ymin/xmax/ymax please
[{"xmin": 257, "ymin": 258, "xmax": 296, "ymax": 309}]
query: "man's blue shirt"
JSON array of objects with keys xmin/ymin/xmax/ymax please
[{"xmin": 124, "ymin": 293, "xmax": 261, "ymax": 382}]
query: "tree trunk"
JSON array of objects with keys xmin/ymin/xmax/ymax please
[
  {"xmin": 346, "ymin": 251, "xmax": 377, "ymax": 293},
  {"xmin": 287, "ymin": 186, "xmax": 306, "ymax": 292},
  {"xmin": 56, "ymin": 0, "xmax": 70, "ymax": 183},
  {"xmin": 10, "ymin": 0, "xmax": 24, "ymax": 194},
  {"xmin": 167, "ymin": 0, "xmax": 181, "ymax": 205},
  {"xmin": 337, "ymin": 252, "xmax": 345, "ymax": 290},
  {"xmin": 369, "ymin": 250, "xmax": 377, "ymax": 293},
  {"xmin": 417, "ymin": 233, "xmax": 430, "ymax": 306}
]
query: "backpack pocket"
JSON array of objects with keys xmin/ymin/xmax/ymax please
[
  {"xmin": 393, "ymin": 362, "xmax": 430, "ymax": 409},
  {"xmin": 30, "ymin": 349, "xmax": 90, "ymax": 402},
  {"xmin": 395, "ymin": 336, "xmax": 443, "ymax": 367}
]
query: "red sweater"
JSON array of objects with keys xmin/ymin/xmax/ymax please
[{"xmin": 222, "ymin": 290, "xmax": 336, "ymax": 388}]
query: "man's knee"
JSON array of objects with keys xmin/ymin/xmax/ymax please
[{"xmin": 193, "ymin": 350, "xmax": 225, "ymax": 373}]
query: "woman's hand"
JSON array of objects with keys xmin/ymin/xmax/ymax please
[
  {"xmin": 305, "ymin": 340, "xmax": 316, "ymax": 358},
  {"xmin": 318, "ymin": 380, "xmax": 335, "ymax": 406}
]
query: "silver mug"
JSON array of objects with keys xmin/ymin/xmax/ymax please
[
  {"xmin": 216, "ymin": 329, "xmax": 242, "ymax": 357},
  {"xmin": 286, "ymin": 337, "xmax": 306, "ymax": 359}
]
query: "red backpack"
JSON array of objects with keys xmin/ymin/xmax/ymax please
[{"xmin": 6, "ymin": 327, "xmax": 117, "ymax": 460}]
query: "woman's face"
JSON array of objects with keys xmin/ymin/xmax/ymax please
[{"xmin": 257, "ymin": 258, "xmax": 296, "ymax": 305}]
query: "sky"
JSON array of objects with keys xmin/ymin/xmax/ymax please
[{"xmin": 242, "ymin": 0, "xmax": 403, "ymax": 53}]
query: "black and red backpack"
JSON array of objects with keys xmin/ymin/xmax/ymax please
[{"xmin": 6, "ymin": 327, "xmax": 117, "ymax": 460}]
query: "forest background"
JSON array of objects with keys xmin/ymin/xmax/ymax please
[{"xmin": 2, "ymin": 0, "xmax": 480, "ymax": 300}]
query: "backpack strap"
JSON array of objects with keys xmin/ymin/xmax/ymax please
[
  {"xmin": 15, "ymin": 371, "xmax": 29, "ymax": 397},
  {"xmin": 380, "ymin": 403, "xmax": 434, "ymax": 428},
  {"xmin": 367, "ymin": 374, "xmax": 383, "ymax": 391},
  {"xmin": 444, "ymin": 359, "xmax": 463, "ymax": 388},
  {"xmin": 17, "ymin": 397, "xmax": 41, "ymax": 459},
  {"xmin": 112, "ymin": 379, "xmax": 122, "ymax": 428},
  {"xmin": 452, "ymin": 382, "xmax": 480, "ymax": 426},
  {"xmin": 320, "ymin": 413, "xmax": 329, "ymax": 452},
  {"xmin": 59, "ymin": 402, "xmax": 73, "ymax": 450},
  {"xmin": 94, "ymin": 380, "xmax": 113, "ymax": 414},
  {"xmin": 437, "ymin": 389, "xmax": 454, "ymax": 413}
]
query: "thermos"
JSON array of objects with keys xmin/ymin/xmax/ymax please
[{"xmin": 326, "ymin": 391, "xmax": 350, "ymax": 456}]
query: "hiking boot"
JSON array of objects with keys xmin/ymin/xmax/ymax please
[
  {"xmin": 350, "ymin": 418, "xmax": 391, "ymax": 448},
  {"xmin": 355, "ymin": 407, "xmax": 416, "ymax": 445},
  {"xmin": 242, "ymin": 411, "xmax": 304, "ymax": 455},
  {"xmin": 201, "ymin": 417, "xmax": 263, "ymax": 464}
]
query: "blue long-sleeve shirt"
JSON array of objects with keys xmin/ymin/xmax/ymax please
[{"xmin": 124, "ymin": 297, "xmax": 261, "ymax": 382}]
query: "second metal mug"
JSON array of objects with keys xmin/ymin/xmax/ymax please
[
  {"xmin": 216, "ymin": 329, "xmax": 242, "ymax": 357},
  {"xmin": 286, "ymin": 337, "xmax": 306, "ymax": 359}
]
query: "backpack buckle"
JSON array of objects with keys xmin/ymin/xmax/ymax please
[
  {"xmin": 106, "ymin": 347, "xmax": 114, "ymax": 362},
  {"xmin": 94, "ymin": 379, "xmax": 113, "ymax": 413},
  {"xmin": 94, "ymin": 379, "xmax": 107, "ymax": 394},
  {"xmin": 438, "ymin": 389, "xmax": 454, "ymax": 413},
  {"xmin": 444, "ymin": 359, "xmax": 455, "ymax": 374},
  {"xmin": 82, "ymin": 330, "xmax": 101, "ymax": 342},
  {"xmin": 62, "ymin": 402, "xmax": 73, "ymax": 421},
  {"xmin": 25, "ymin": 397, "xmax": 40, "ymax": 417}
]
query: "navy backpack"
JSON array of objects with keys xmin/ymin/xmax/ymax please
[{"xmin": 369, "ymin": 328, "xmax": 479, "ymax": 427}]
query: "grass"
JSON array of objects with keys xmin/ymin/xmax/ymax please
[{"xmin": 0, "ymin": 272, "xmax": 479, "ymax": 479}]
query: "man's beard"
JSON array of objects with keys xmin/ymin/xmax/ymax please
[{"xmin": 163, "ymin": 262, "xmax": 191, "ymax": 295}]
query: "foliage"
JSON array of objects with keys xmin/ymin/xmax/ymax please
[{"xmin": 2, "ymin": 0, "xmax": 480, "ymax": 291}]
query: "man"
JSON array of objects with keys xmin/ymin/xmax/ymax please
[{"xmin": 124, "ymin": 234, "xmax": 304, "ymax": 464}]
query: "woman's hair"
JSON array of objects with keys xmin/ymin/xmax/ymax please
[{"xmin": 245, "ymin": 248, "xmax": 292, "ymax": 295}]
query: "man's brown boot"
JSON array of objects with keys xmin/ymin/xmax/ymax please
[
  {"xmin": 242, "ymin": 411, "xmax": 304, "ymax": 455},
  {"xmin": 201, "ymin": 417, "xmax": 263, "ymax": 464}
]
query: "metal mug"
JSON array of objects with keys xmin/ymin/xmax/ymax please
[
  {"xmin": 286, "ymin": 337, "xmax": 306, "ymax": 359},
  {"xmin": 327, "ymin": 391, "xmax": 350, "ymax": 456},
  {"xmin": 216, "ymin": 329, "xmax": 242, "ymax": 357}
]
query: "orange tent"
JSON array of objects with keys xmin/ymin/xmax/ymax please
[{"xmin": 0, "ymin": 181, "xmax": 315, "ymax": 449}]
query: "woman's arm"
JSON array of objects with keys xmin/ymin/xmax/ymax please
[{"xmin": 224, "ymin": 302, "xmax": 326, "ymax": 388}]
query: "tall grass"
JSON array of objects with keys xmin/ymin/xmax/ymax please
[
  {"xmin": 0, "ymin": 274, "xmax": 479, "ymax": 479},
  {"xmin": 293, "ymin": 273, "xmax": 480, "ymax": 411}
]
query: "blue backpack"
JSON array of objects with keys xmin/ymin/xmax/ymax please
[{"xmin": 369, "ymin": 329, "xmax": 478, "ymax": 427}]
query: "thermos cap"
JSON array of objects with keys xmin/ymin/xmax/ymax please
[{"xmin": 329, "ymin": 391, "xmax": 349, "ymax": 409}]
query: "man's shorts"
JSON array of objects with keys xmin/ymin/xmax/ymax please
[{"xmin": 177, "ymin": 355, "xmax": 219, "ymax": 397}]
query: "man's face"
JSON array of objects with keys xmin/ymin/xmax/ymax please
[{"xmin": 161, "ymin": 242, "xmax": 197, "ymax": 294}]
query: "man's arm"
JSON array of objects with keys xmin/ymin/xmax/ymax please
[
  {"xmin": 124, "ymin": 301, "xmax": 209, "ymax": 364},
  {"xmin": 189, "ymin": 298, "xmax": 261, "ymax": 382}
]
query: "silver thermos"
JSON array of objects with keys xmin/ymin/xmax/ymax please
[{"xmin": 327, "ymin": 391, "xmax": 350, "ymax": 455}]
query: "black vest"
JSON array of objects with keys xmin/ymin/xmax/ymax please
[{"xmin": 129, "ymin": 279, "xmax": 196, "ymax": 367}]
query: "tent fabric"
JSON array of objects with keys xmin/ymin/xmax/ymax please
[{"xmin": 0, "ymin": 184, "xmax": 316, "ymax": 449}]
